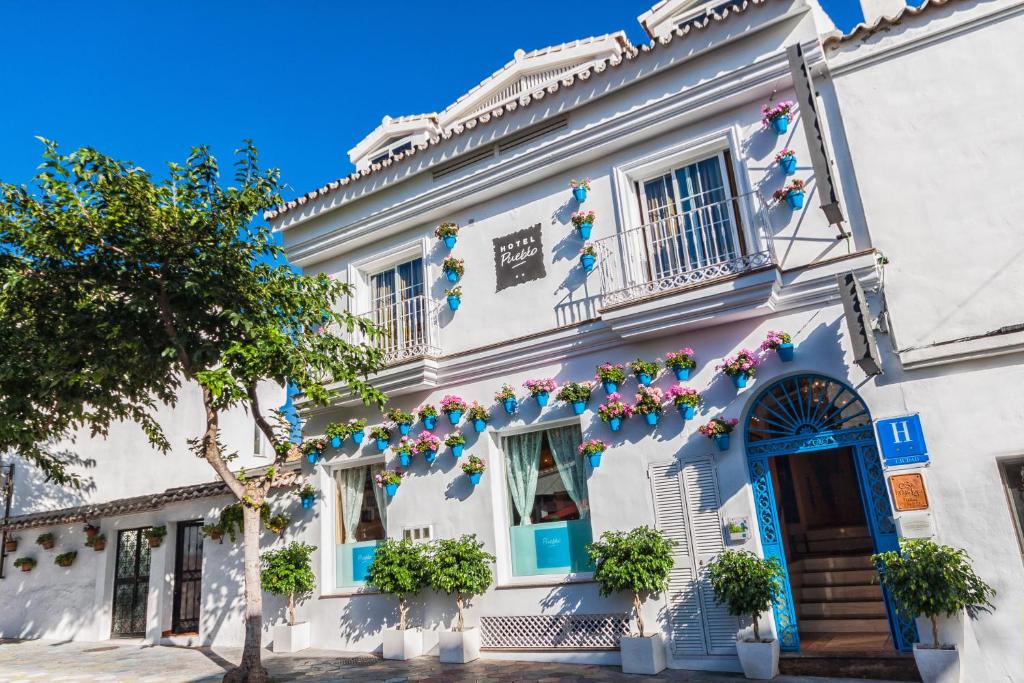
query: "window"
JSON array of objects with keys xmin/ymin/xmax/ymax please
[
  {"xmin": 369, "ymin": 141, "xmax": 414, "ymax": 165},
  {"xmin": 502, "ymin": 425, "xmax": 593, "ymax": 576},
  {"xmin": 368, "ymin": 258, "xmax": 427, "ymax": 359},
  {"xmin": 1000, "ymin": 458, "xmax": 1024, "ymax": 558},
  {"xmin": 333, "ymin": 464, "xmax": 387, "ymax": 588}
]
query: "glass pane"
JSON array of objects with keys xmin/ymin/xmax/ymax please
[
  {"xmin": 674, "ymin": 156, "xmax": 736, "ymax": 267},
  {"xmin": 507, "ymin": 432, "xmax": 582, "ymax": 526},
  {"xmin": 336, "ymin": 468, "xmax": 387, "ymax": 589},
  {"xmin": 1002, "ymin": 460, "xmax": 1024, "ymax": 551},
  {"xmin": 116, "ymin": 530, "xmax": 138, "ymax": 578},
  {"xmin": 353, "ymin": 468, "xmax": 385, "ymax": 542}
]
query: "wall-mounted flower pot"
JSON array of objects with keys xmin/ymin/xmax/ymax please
[
  {"xmin": 580, "ymin": 254, "xmax": 596, "ymax": 273},
  {"xmin": 423, "ymin": 416, "xmax": 437, "ymax": 430},
  {"xmin": 91, "ymin": 539, "xmax": 106, "ymax": 551},
  {"xmin": 351, "ymin": 430, "xmax": 365, "ymax": 445},
  {"xmin": 636, "ymin": 372, "xmax": 652, "ymax": 387},
  {"xmin": 301, "ymin": 495, "xmax": 314, "ymax": 509},
  {"xmin": 468, "ymin": 472, "xmax": 482, "ymax": 486},
  {"xmin": 439, "ymin": 628, "xmax": 481, "ymax": 664},
  {"xmin": 4, "ymin": 540, "xmax": 17, "ymax": 553},
  {"xmin": 383, "ymin": 627, "xmax": 423, "ymax": 661},
  {"xmin": 736, "ymin": 637, "xmax": 780, "ymax": 680},
  {"xmin": 147, "ymin": 536, "xmax": 163, "ymax": 549},
  {"xmin": 472, "ymin": 419, "xmax": 486, "ymax": 433},
  {"xmin": 377, "ymin": 438, "xmax": 389, "ymax": 453},
  {"xmin": 785, "ymin": 190, "xmax": 805, "ymax": 210},
  {"xmin": 397, "ymin": 423, "xmax": 411, "ymax": 436},
  {"xmin": 588, "ymin": 451, "xmax": 603, "ymax": 468},
  {"xmin": 714, "ymin": 434, "xmax": 731, "ymax": 451},
  {"xmin": 603, "ymin": 381, "xmax": 618, "ymax": 394},
  {"xmin": 19, "ymin": 564, "xmax": 33, "ymax": 573},
  {"xmin": 273, "ymin": 621, "xmax": 311, "ymax": 654},
  {"xmin": 40, "ymin": 539, "xmax": 55, "ymax": 550},
  {"xmin": 779, "ymin": 155, "xmax": 797, "ymax": 175},
  {"xmin": 306, "ymin": 450, "xmax": 321, "ymax": 465},
  {"xmin": 442, "ymin": 235, "xmax": 457, "ymax": 250},
  {"xmin": 330, "ymin": 435, "xmax": 343, "ymax": 449},
  {"xmin": 572, "ymin": 401, "xmax": 586, "ymax": 415},
  {"xmin": 678, "ymin": 404, "xmax": 696, "ymax": 420},
  {"xmin": 385, "ymin": 483, "xmax": 399, "ymax": 497},
  {"xmin": 645, "ymin": 413, "xmax": 659, "ymax": 427},
  {"xmin": 576, "ymin": 223, "xmax": 592, "ymax": 240},
  {"xmin": 673, "ymin": 367, "xmax": 691, "ymax": 381},
  {"xmin": 609, "ymin": 417, "xmax": 622, "ymax": 432},
  {"xmin": 447, "ymin": 295, "xmax": 461, "ymax": 311},
  {"xmin": 771, "ymin": 117, "xmax": 789, "ymax": 134},
  {"xmin": 503, "ymin": 398, "xmax": 517, "ymax": 414},
  {"xmin": 451, "ymin": 444, "xmax": 464, "ymax": 458},
  {"xmin": 447, "ymin": 410, "xmax": 463, "ymax": 425},
  {"xmin": 398, "ymin": 452, "xmax": 411, "ymax": 468},
  {"xmin": 732, "ymin": 373, "xmax": 749, "ymax": 389},
  {"xmin": 444, "ymin": 269, "xmax": 460, "ymax": 283},
  {"xmin": 572, "ymin": 187, "xmax": 587, "ymax": 203},
  {"xmin": 424, "ymin": 450, "xmax": 437, "ymax": 464},
  {"xmin": 776, "ymin": 343, "xmax": 795, "ymax": 362},
  {"xmin": 535, "ymin": 391, "xmax": 550, "ymax": 407}
]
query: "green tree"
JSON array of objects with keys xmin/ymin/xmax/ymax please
[
  {"xmin": 365, "ymin": 538, "xmax": 429, "ymax": 630},
  {"xmin": 706, "ymin": 549, "xmax": 783, "ymax": 642},
  {"xmin": 260, "ymin": 542, "xmax": 317, "ymax": 627},
  {"xmin": 586, "ymin": 526, "xmax": 674, "ymax": 637},
  {"xmin": 0, "ymin": 141, "xmax": 385, "ymax": 682},
  {"xmin": 426, "ymin": 535, "xmax": 495, "ymax": 632},
  {"xmin": 873, "ymin": 539, "xmax": 995, "ymax": 647}
]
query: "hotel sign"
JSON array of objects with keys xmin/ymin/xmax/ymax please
[
  {"xmin": 493, "ymin": 223, "xmax": 546, "ymax": 292},
  {"xmin": 875, "ymin": 414, "xmax": 929, "ymax": 467}
]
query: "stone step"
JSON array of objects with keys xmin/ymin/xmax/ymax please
[
  {"xmin": 804, "ymin": 537, "xmax": 875, "ymax": 554},
  {"xmin": 780, "ymin": 654, "xmax": 920, "ymax": 681},
  {"xmin": 804, "ymin": 526, "xmax": 871, "ymax": 541},
  {"xmin": 799, "ymin": 617, "xmax": 891, "ymax": 633},
  {"xmin": 800, "ymin": 569, "xmax": 879, "ymax": 587},
  {"xmin": 801, "ymin": 584, "xmax": 884, "ymax": 601},
  {"xmin": 796, "ymin": 555, "xmax": 874, "ymax": 572},
  {"xmin": 798, "ymin": 601, "xmax": 888, "ymax": 618}
]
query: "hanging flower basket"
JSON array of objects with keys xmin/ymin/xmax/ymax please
[
  {"xmin": 634, "ymin": 386, "xmax": 665, "ymax": 428},
  {"xmin": 665, "ymin": 348, "xmax": 696, "ymax": 381},
  {"xmin": 348, "ymin": 419, "xmax": 367, "ymax": 446},
  {"xmin": 668, "ymin": 385, "xmax": 701, "ymax": 420},
  {"xmin": 595, "ymin": 363, "xmax": 626, "ymax": 395},
  {"xmin": 556, "ymin": 382, "xmax": 592, "ymax": 416},
  {"xmin": 571, "ymin": 210, "xmax": 596, "ymax": 240},
  {"xmin": 462, "ymin": 456, "xmax": 486, "ymax": 486},
  {"xmin": 773, "ymin": 179, "xmax": 806, "ymax": 210},
  {"xmin": 376, "ymin": 470, "xmax": 404, "ymax": 498},
  {"xmin": 36, "ymin": 533, "xmax": 55, "ymax": 550},
  {"xmin": 629, "ymin": 358, "xmax": 660, "ymax": 387},
  {"xmin": 570, "ymin": 178, "xmax": 590, "ymax": 203},
  {"xmin": 86, "ymin": 534, "xmax": 107, "ymax": 552},
  {"xmin": 386, "ymin": 408, "xmax": 414, "ymax": 436},
  {"xmin": 700, "ymin": 417, "xmax": 739, "ymax": 452},
  {"xmin": 13, "ymin": 557, "xmax": 36, "ymax": 573},
  {"xmin": 761, "ymin": 330, "xmax": 795, "ymax": 362},
  {"xmin": 435, "ymin": 222, "xmax": 460, "ymax": 250},
  {"xmin": 579, "ymin": 244, "xmax": 597, "ymax": 273},
  {"xmin": 598, "ymin": 393, "xmax": 633, "ymax": 433},
  {"xmin": 775, "ymin": 149, "xmax": 797, "ymax": 176},
  {"xmin": 441, "ymin": 395, "xmax": 468, "ymax": 425},
  {"xmin": 297, "ymin": 484, "xmax": 316, "ymax": 510},
  {"xmin": 442, "ymin": 257, "xmax": 464, "ymax": 283},
  {"xmin": 524, "ymin": 378, "xmax": 556, "ymax": 407},
  {"xmin": 301, "ymin": 438, "xmax": 326, "ymax": 464},
  {"xmin": 495, "ymin": 384, "xmax": 517, "ymax": 414},
  {"xmin": 717, "ymin": 350, "xmax": 759, "ymax": 390},
  {"xmin": 395, "ymin": 436, "xmax": 415, "ymax": 467},
  {"xmin": 55, "ymin": 551, "xmax": 77, "ymax": 568},
  {"xmin": 415, "ymin": 432, "xmax": 441, "ymax": 464},
  {"xmin": 446, "ymin": 432, "xmax": 466, "ymax": 458},
  {"xmin": 418, "ymin": 404, "xmax": 439, "ymax": 430},
  {"xmin": 446, "ymin": 285, "xmax": 462, "ymax": 312},
  {"xmin": 579, "ymin": 439, "xmax": 607, "ymax": 468},
  {"xmin": 144, "ymin": 526, "xmax": 167, "ymax": 548},
  {"xmin": 326, "ymin": 422, "xmax": 346, "ymax": 449},
  {"xmin": 371, "ymin": 426, "xmax": 392, "ymax": 453},
  {"xmin": 4, "ymin": 537, "xmax": 18, "ymax": 553},
  {"xmin": 762, "ymin": 100, "xmax": 795, "ymax": 134}
]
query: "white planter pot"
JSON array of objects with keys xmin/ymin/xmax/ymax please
[
  {"xmin": 383, "ymin": 627, "xmax": 423, "ymax": 661},
  {"xmin": 619, "ymin": 634, "xmax": 667, "ymax": 675},
  {"xmin": 736, "ymin": 637, "xmax": 780, "ymax": 680},
  {"xmin": 914, "ymin": 644, "xmax": 961, "ymax": 683},
  {"xmin": 438, "ymin": 627, "xmax": 480, "ymax": 664},
  {"xmin": 272, "ymin": 621, "xmax": 310, "ymax": 653}
]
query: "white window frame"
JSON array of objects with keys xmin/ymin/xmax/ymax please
[{"xmin": 346, "ymin": 237, "xmax": 430, "ymax": 317}]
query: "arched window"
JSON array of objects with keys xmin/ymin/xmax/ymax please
[{"xmin": 746, "ymin": 375, "xmax": 869, "ymax": 442}]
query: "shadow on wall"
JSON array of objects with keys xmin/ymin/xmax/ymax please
[{"xmin": 10, "ymin": 446, "xmax": 97, "ymax": 516}]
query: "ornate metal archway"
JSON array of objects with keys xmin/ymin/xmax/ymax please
[{"xmin": 743, "ymin": 374, "xmax": 916, "ymax": 653}]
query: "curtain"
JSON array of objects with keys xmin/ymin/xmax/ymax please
[
  {"xmin": 334, "ymin": 466, "xmax": 367, "ymax": 544},
  {"xmin": 370, "ymin": 463, "xmax": 388, "ymax": 533},
  {"xmin": 546, "ymin": 425, "xmax": 589, "ymax": 520},
  {"xmin": 503, "ymin": 431, "xmax": 543, "ymax": 526}
]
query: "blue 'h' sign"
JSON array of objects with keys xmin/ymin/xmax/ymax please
[{"xmin": 875, "ymin": 414, "xmax": 928, "ymax": 467}]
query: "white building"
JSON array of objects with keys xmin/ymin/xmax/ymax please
[{"xmin": 3, "ymin": 0, "xmax": 1022, "ymax": 680}]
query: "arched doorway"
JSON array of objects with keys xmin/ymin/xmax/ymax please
[{"xmin": 744, "ymin": 374, "xmax": 916, "ymax": 653}]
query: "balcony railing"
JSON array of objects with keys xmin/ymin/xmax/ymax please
[
  {"xmin": 359, "ymin": 294, "xmax": 440, "ymax": 366},
  {"xmin": 593, "ymin": 191, "xmax": 776, "ymax": 309}
]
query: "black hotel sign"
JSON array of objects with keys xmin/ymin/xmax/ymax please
[{"xmin": 493, "ymin": 223, "xmax": 545, "ymax": 291}]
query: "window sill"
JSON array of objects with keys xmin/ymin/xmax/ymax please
[
  {"xmin": 319, "ymin": 587, "xmax": 380, "ymax": 599},
  {"xmin": 495, "ymin": 573, "xmax": 595, "ymax": 590}
]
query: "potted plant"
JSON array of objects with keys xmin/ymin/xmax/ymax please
[
  {"xmin": 570, "ymin": 210, "xmax": 596, "ymax": 240},
  {"xmin": 466, "ymin": 402, "xmax": 489, "ymax": 433},
  {"xmin": 633, "ymin": 385, "xmax": 665, "ymax": 427},
  {"xmin": 717, "ymin": 349, "xmax": 759, "ymax": 389},
  {"xmin": 596, "ymin": 362, "xmax": 627, "ymax": 394},
  {"xmin": 366, "ymin": 538, "xmax": 430, "ymax": 660},
  {"xmin": 760, "ymin": 330, "xmax": 794, "ymax": 362},
  {"xmin": 4, "ymin": 536, "xmax": 18, "ymax": 553},
  {"xmin": 325, "ymin": 422, "xmax": 347, "ymax": 448},
  {"xmin": 761, "ymin": 100, "xmax": 795, "ymax": 134},
  {"xmin": 667, "ymin": 385, "xmax": 702, "ymax": 420},
  {"xmin": 570, "ymin": 177, "xmax": 590, "ymax": 203},
  {"xmin": 438, "ymin": 435, "xmax": 464, "ymax": 462},
  {"xmin": 371, "ymin": 425, "xmax": 392, "ymax": 453},
  {"xmin": 298, "ymin": 484, "xmax": 316, "ymax": 509},
  {"xmin": 461, "ymin": 455, "xmax": 486, "ymax": 485},
  {"xmin": 144, "ymin": 526, "xmax": 167, "ymax": 548},
  {"xmin": 442, "ymin": 257, "xmax": 464, "ymax": 283},
  {"xmin": 261, "ymin": 541, "xmax": 317, "ymax": 653},
  {"xmin": 700, "ymin": 417, "xmax": 739, "ymax": 451},
  {"xmin": 775, "ymin": 148, "xmax": 797, "ymax": 176},
  {"xmin": 628, "ymin": 358, "xmax": 660, "ymax": 387},
  {"xmin": 587, "ymin": 526, "xmax": 674, "ymax": 675},
  {"xmin": 265, "ymin": 513, "xmax": 290, "ymax": 536},
  {"xmin": 598, "ymin": 393, "xmax": 633, "ymax": 432},
  {"xmin": 441, "ymin": 394, "xmax": 467, "ymax": 425},
  {"xmin": 426, "ymin": 534, "xmax": 495, "ymax": 664},
  {"xmin": 36, "ymin": 532, "xmax": 55, "ymax": 550},
  {"xmin": 707, "ymin": 549, "xmax": 785, "ymax": 680},
  {"xmin": 578, "ymin": 439, "xmax": 607, "ymax": 468},
  {"xmin": 445, "ymin": 285, "xmax": 462, "ymax": 312},
  {"xmin": 523, "ymin": 378, "xmax": 556, "ymax": 407},
  {"xmin": 376, "ymin": 469, "xmax": 405, "ymax": 497},
  {"xmin": 495, "ymin": 384, "xmax": 517, "ymax": 414},
  {"xmin": 347, "ymin": 418, "xmax": 367, "ymax": 445},
  {"xmin": 300, "ymin": 437, "xmax": 326, "ymax": 464},
  {"xmin": 873, "ymin": 539, "xmax": 995, "ymax": 683},
  {"xmin": 86, "ymin": 533, "xmax": 106, "ymax": 551},
  {"xmin": 556, "ymin": 381, "xmax": 592, "ymax": 415},
  {"xmin": 393, "ymin": 436, "xmax": 416, "ymax": 467},
  {"xmin": 773, "ymin": 179, "xmax": 806, "ymax": 210},
  {"xmin": 55, "ymin": 551, "xmax": 77, "ymax": 568},
  {"xmin": 414, "ymin": 431, "xmax": 441, "ymax": 464},
  {"xmin": 83, "ymin": 524, "xmax": 100, "ymax": 540},
  {"xmin": 435, "ymin": 222, "xmax": 460, "ymax": 250},
  {"xmin": 665, "ymin": 348, "xmax": 697, "ymax": 380},
  {"xmin": 13, "ymin": 557, "xmax": 36, "ymax": 573},
  {"xmin": 202, "ymin": 523, "xmax": 224, "ymax": 542},
  {"xmin": 579, "ymin": 244, "xmax": 597, "ymax": 273},
  {"xmin": 418, "ymin": 404, "xmax": 439, "ymax": 430},
  {"xmin": 386, "ymin": 408, "xmax": 414, "ymax": 436}
]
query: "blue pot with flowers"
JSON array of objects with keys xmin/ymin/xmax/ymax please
[
  {"xmin": 572, "ymin": 210, "xmax": 595, "ymax": 240},
  {"xmin": 570, "ymin": 178, "xmax": 589, "ymax": 203},
  {"xmin": 668, "ymin": 386, "xmax": 700, "ymax": 421},
  {"xmin": 629, "ymin": 358, "xmax": 659, "ymax": 389},
  {"xmin": 580, "ymin": 245, "xmax": 597, "ymax": 273},
  {"xmin": 774, "ymin": 180, "xmax": 806, "ymax": 210},
  {"xmin": 762, "ymin": 100, "xmax": 794, "ymax": 135},
  {"xmin": 299, "ymin": 485, "xmax": 316, "ymax": 509},
  {"xmin": 761, "ymin": 330, "xmax": 795, "ymax": 363},
  {"xmin": 301, "ymin": 438, "xmax": 325, "ymax": 465},
  {"xmin": 719, "ymin": 350, "xmax": 758, "ymax": 391},
  {"xmin": 446, "ymin": 286, "xmax": 462, "ymax": 312},
  {"xmin": 579, "ymin": 440, "xmax": 606, "ymax": 469},
  {"xmin": 776, "ymin": 149, "xmax": 797, "ymax": 176},
  {"xmin": 351, "ymin": 428, "xmax": 365, "ymax": 445},
  {"xmin": 441, "ymin": 395, "xmax": 467, "ymax": 426},
  {"xmin": 700, "ymin": 417, "xmax": 737, "ymax": 452},
  {"xmin": 462, "ymin": 456, "xmax": 486, "ymax": 486},
  {"xmin": 442, "ymin": 257, "xmax": 464, "ymax": 283},
  {"xmin": 435, "ymin": 222, "xmax": 459, "ymax": 250}
]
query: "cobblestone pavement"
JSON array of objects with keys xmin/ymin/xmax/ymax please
[{"xmin": 0, "ymin": 639, "xmax": 894, "ymax": 682}]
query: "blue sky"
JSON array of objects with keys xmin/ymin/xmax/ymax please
[{"xmin": 0, "ymin": 1, "xmax": 869, "ymax": 202}]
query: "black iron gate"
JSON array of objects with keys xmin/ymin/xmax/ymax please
[
  {"xmin": 111, "ymin": 527, "xmax": 151, "ymax": 637},
  {"xmin": 172, "ymin": 521, "xmax": 204, "ymax": 633}
]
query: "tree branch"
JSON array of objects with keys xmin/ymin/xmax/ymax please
[{"xmin": 200, "ymin": 387, "xmax": 245, "ymax": 501}]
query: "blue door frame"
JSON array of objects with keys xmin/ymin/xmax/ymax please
[{"xmin": 744, "ymin": 375, "xmax": 917, "ymax": 653}]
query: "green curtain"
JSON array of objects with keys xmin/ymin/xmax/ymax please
[
  {"xmin": 545, "ymin": 425, "xmax": 589, "ymax": 519},
  {"xmin": 334, "ymin": 466, "xmax": 367, "ymax": 544},
  {"xmin": 370, "ymin": 463, "xmax": 388, "ymax": 533},
  {"xmin": 503, "ymin": 430, "xmax": 543, "ymax": 526}
]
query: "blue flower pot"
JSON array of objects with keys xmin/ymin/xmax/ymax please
[
  {"xmin": 580, "ymin": 253, "xmax": 596, "ymax": 273},
  {"xmin": 577, "ymin": 223, "xmax": 592, "ymax": 240},
  {"xmin": 445, "ymin": 269, "xmax": 460, "ymax": 283},
  {"xmin": 306, "ymin": 451, "xmax": 320, "ymax": 465},
  {"xmin": 714, "ymin": 434, "xmax": 730, "ymax": 451},
  {"xmin": 609, "ymin": 416, "xmax": 622, "ymax": 432},
  {"xmin": 423, "ymin": 415, "xmax": 437, "ymax": 430},
  {"xmin": 385, "ymin": 483, "xmax": 398, "ymax": 497},
  {"xmin": 645, "ymin": 412, "xmax": 659, "ymax": 426},
  {"xmin": 536, "ymin": 391, "xmax": 549, "ymax": 407},
  {"xmin": 503, "ymin": 398, "xmax": 517, "ymax": 414},
  {"xmin": 673, "ymin": 367, "xmax": 691, "ymax": 381},
  {"xmin": 424, "ymin": 450, "xmax": 437, "ymax": 464},
  {"xmin": 473, "ymin": 418, "xmax": 487, "ymax": 433},
  {"xmin": 468, "ymin": 472, "xmax": 482, "ymax": 486},
  {"xmin": 732, "ymin": 373, "xmax": 749, "ymax": 389},
  {"xmin": 678, "ymin": 404, "xmax": 696, "ymax": 420},
  {"xmin": 588, "ymin": 452, "xmax": 603, "ymax": 468},
  {"xmin": 447, "ymin": 410, "xmax": 463, "ymax": 425},
  {"xmin": 777, "ymin": 343, "xmax": 795, "ymax": 362},
  {"xmin": 301, "ymin": 496, "xmax": 314, "ymax": 509},
  {"xmin": 786, "ymin": 190, "xmax": 805, "ymax": 210},
  {"xmin": 443, "ymin": 235, "xmax": 457, "ymax": 249},
  {"xmin": 451, "ymin": 444, "xmax": 464, "ymax": 458},
  {"xmin": 603, "ymin": 381, "xmax": 618, "ymax": 394},
  {"xmin": 771, "ymin": 116, "xmax": 789, "ymax": 134},
  {"xmin": 572, "ymin": 400, "xmax": 586, "ymax": 415},
  {"xmin": 330, "ymin": 435, "xmax": 343, "ymax": 449},
  {"xmin": 637, "ymin": 372, "xmax": 652, "ymax": 387},
  {"xmin": 398, "ymin": 423, "xmax": 411, "ymax": 436},
  {"xmin": 572, "ymin": 186, "xmax": 587, "ymax": 203},
  {"xmin": 399, "ymin": 452, "xmax": 411, "ymax": 468},
  {"xmin": 352, "ymin": 430, "xmax": 365, "ymax": 445},
  {"xmin": 377, "ymin": 438, "xmax": 389, "ymax": 453},
  {"xmin": 447, "ymin": 296, "xmax": 461, "ymax": 312},
  {"xmin": 779, "ymin": 155, "xmax": 797, "ymax": 176}
]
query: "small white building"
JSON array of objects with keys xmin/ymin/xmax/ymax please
[{"xmin": 3, "ymin": 1, "xmax": 1022, "ymax": 680}]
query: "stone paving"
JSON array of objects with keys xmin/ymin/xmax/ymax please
[{"xmin": 0, "ymin": 639, "xmax": 895, "ymax": 682}]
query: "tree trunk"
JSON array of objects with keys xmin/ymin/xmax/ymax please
[
  {"xmin": 224, "ymin": 503, "xmax": 268, "ymax": 683},
  {"xmin": 752, "ymin": 613, "xmax": 761, "ymax": 642},
  {"xmin": 455, "ymin": 594, "xmax": 464, "ymax": 632},
  {"xmin": 931, "ymin": 615, "xmax": 939, "ymax": 648},
  {"xmin": 633, "ymin": 592, "xmax": 644, "ymax": 638},
  {"xmin": 398, "ymin": 596, "xmax": 407, "ymax": 631},
  {"xmin": 288, "ymin": 592, "xmax": 295, "ymax": 627}
]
